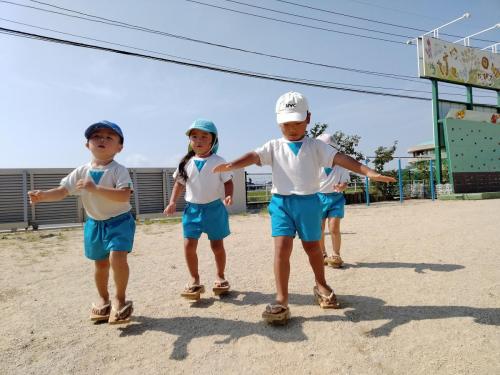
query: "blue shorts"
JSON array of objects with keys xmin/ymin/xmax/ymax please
[
  {"xmin": 268, "ymin": 194, "xmax": 322, "ymax": 242},
  {"xmin": 318, "ymin": 192, "xmax": 345, "ymax": 219},
  {"xmin": 84, "ymin": 211, "xmax": 136, "ymax": 261},
  {"xmin": 183, "ymin": 199, "xmax": 230, "ymax": 241}
]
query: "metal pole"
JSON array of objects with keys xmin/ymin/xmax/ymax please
[
  {"xmin": 365, "ymin": 158, "xmax": 370, "ymax": 206},
  {"xmin": 244, "ymin": 171, "xmax": 248, "ymax": 208},
  {"xmin": 430, "ymin": 159, "xmax": 436, "ymax": 201},
  {"xmin": 466, "ymin": 86, "xmax": 473, "ymax": 110},
  {"xmin": 431, "ymin": 79, "xmax": 442, "ymax": 183},
  {"xmin": 398, "ymin": 158, "xmax": 404, "ymax": 204}
]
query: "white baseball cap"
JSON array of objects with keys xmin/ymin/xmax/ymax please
[{"xmin": 275, "ymin": 91, "xmax": 309, "ymax": 124}]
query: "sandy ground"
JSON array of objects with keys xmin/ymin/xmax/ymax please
[{"xmin": 0, "ymin": 199, "xmax": 499, "ymax": 375}]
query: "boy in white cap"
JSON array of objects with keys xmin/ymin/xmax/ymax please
[
  {"xmin": 316, "ymin": 133, "xmax": 350, "ymax": 268},
  {"xmin": 28, "ymin": 121, "xmax": 135, "ymax": 324},
  {"xmin": 164, "ymin": 119, "xmax": 233, "ymax": 300},
  {"xmin": 213, "ymin": 92, "xmax": 395, "ymax": 324}
]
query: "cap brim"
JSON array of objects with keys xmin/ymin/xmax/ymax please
[{"xmin": 276, "ymin": 111, "xmax": 307, "ymax": 124}]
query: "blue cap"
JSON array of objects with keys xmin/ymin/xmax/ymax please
[
  {"xmin": 186, "ymin": 119, "xmax": 219, "ymax": 154},
  {"xmin": 85, "ymin": 121, "xmax": 124, "ymax": 142}
]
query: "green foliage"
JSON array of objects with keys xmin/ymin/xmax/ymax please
[
  {"xmin": 331, "ymin": 131, "xmax": 364, "ymax": 161},
  {"xmin": 306, "ymin": 123, "xmax": 328, "ymax": 138},
  {"xmin": 373, "ymin": 141, "xmax": 398, "ymax": 173}
]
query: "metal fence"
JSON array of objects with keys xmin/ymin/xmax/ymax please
[{"xmin": 0, "ymin": 168, "xmax": 185, "ymax": 230}]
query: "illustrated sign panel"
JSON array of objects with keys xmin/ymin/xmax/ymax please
[{"xmin": 418, "ymin": 36, "xmax": 500, "ymax": 90}]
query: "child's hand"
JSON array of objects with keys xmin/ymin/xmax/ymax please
[
  {"xmin": 76, "ymin": 178, "xmax": 97, "ymax": 192},
  {"xmin": 163, "ymin": 202, "xmax": 176, "ymax": 216},
  {"xmin": 369, "ymin": 174, "xmax": 397, "ymax": 183},
  {"xmin": 224, "ymin": 195, "xmax": 233, "ymax": 206},
  {"xmin": 333, "ymin": 182, "xmax": 348, "ymax": 192},
  {"xmin": 212, "ymin": 163, "xmax": 232, "ymax": 173},
  {"xmin": 28, "ymin": 190, "xmax": 43, "ymax": 204}
]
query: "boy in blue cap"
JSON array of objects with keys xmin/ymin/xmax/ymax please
[
  {"xmin": 214, "ymin": 92, "xmax": 395, "ymax": 324},
  {"xmin": 28, "ymin": 121, "xmax": 135, "ymax": 324},
  {"xmin": 164, "ymin": 119, "xmax": 233, "ymax": 300}
]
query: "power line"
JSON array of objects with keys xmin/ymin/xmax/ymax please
[
  {"xmin": 3, "ymin": 2, "xmax": 496, "ymax": 99},
  {"xmin": 184, "ymin": 0, "xmax": 407, "ymax": 45},
  {"xmin": 272, "ymin": 0, "xmax": 497, "ymax": 44},
  {"xmin": 211, "ymin": 0, "xmax": 412, "ymax": 38},
  {"xmin": 2, "ymin": 17, "xmax": 495, "ymax": 99},
  {"xmin": 1, "ymin": 0, "xmax": 419, "ymax": 82},
  {"xmin": 0, "ymin": 26, "xmax": 432, "ymax": 101}
]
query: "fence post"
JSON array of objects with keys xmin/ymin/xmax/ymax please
[
  {"xmin": 365, "ymin": 158, "xmax": 370, "ymax": 206},
  {"xmin": 244, "ymin": 171, "xmax": 248, "ymax": 208},
  {"xmin": 22, "ymin": 170, "xmax": 28, "ymax": 224},
  {"xmin": 429, "ymin": 160, "xmax": 436, "ymax": 201},
  {"xmin": 398, "ymin": 158, "xmax": 404, "ymax": 204}
]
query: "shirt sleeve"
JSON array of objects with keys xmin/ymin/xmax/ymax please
[
  {"xmin": 173, "ymin": 168, "xmax": 186, "ymax": 185},
  {"xmin": 60, "ymin": 167, "xmax": 84, "ymax": 195},
  {"xmin": 115, "ymin": 165, "xmax": 134, "ymax": 190},
  {"xmin": 315, "ymin": 139, "xmax": 337, "ymax": 167},
  {"xmin": 254, "ymin": 140, "xmax": 273, "ymax": 166}
]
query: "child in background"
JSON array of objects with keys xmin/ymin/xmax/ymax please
[
  {"xmin": 213, "ymin": 92, "xmax": 395, "ymax": 323},
  {"xmin": 316, "ymin": 133, "xmax": 350, "ymax": 268},
  {"xmin": 164, "ymin": 119, "xmax": 233, "ymax": 300},
  {"xmin": 28, "ymin": 121, "xmax": 135, "ymax": 324}
]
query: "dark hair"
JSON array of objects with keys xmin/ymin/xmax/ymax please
[{"xmin": 178, "ymin": 150, "xmax": 195, "ymax": 182}]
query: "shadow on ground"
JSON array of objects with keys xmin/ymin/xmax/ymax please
[
  {"xmin": 118, "ymin": 291, "xmax": 499, "ymax": 360},
  {"xmin": 341, "ymin": 262, "xmax": 465, "ymax": 273}
]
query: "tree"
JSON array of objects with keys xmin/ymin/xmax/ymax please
[
  {"xmin": 306, "ymin": 122, "xmax": 328, "ymax": 138},
  {"xmin": 372, "ymin": 141, "xmax": 398, "ymax": 199},
  {"xmin": 331, "ymin": 130, "xmax": 365, "ymax": 161}
]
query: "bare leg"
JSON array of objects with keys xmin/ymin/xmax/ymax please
[
  {"xmin": 184, "ymin": 238, "xmax": 200, "ymax": 285},
  {"xmin": 329, "ymin": 218, "xmax": 342, "ymax": 256},
  {"xmin": 301, "ymin": 240, "xmax": 332, "ymax": 296},
  {"xmin": 94, "ymin": 258, "xmax": 110, "ymax": 310},
  {"xmin": 319, "ymin": 219, "xmax": 327, "ymax": 256},
  {"xmin": 274, "ymin": 236, "xmax": 293, "ymax": 306},
  {"xmin": 109, "ymin": 251, "xmax": 129, "ymax": 310},
  {"xmin": 210, "ymin": 239, "xmax": 226, "ymax": 282}
]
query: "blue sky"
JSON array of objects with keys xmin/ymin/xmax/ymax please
[{"xmin": 1, "ymin": 0, "xmax": 499, "ymax": 171}]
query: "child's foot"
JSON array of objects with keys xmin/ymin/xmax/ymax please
[
  {"xmin": 212, "ymin": 279, "xmax": 230, "ymax": 296},
  {"xmin": 326, "ymin": 255, "xmax": 343, "ymax": 268},
  {"xmin": 108, "ymin": 300, "xmax": 133, "ymax": 325},
  {"xmin": 313, "ymin": 286, "xmax": 341, "ymax": 309},
  {"xmin": 90, "ymin": 300, "xmax": 111, "ymax": 322},
  {"xmin": 262, "ymin": 303, "xmax": 291, "ymax": 325},
  {"xmin": 181, "ymin": 283, "xmax": 205, "ymax": 300}
]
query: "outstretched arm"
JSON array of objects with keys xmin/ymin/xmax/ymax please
[
  {"xmin": 28, "ymin": 186, "xmax": 69, "ymax": 204},
  {"xmin": 333, "ymin": 153, "xmax": 396, "ymax": 183},
  {"xmin": 212, "ymin": 151, "xmax": 260, "ymax": 173},
  {"xmin": 163, "ymin": 180, "xmax": 185, "ymax": 216}
]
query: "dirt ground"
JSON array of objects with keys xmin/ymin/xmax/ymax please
[{"xmin": 1, "ymin": 199, "xmax": 499, "ymax": 374}]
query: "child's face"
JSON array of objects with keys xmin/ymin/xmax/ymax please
[
  {"xmin": 279, "ymin": 120, "xmax": 308, "ymax": 141},
  {"xmin": 86, "ymin": 128, "xmax": 123, "ymax": 160},
  {"xmin": 189, "ymin": 129, "xmax": 214, "ymax": 156}
]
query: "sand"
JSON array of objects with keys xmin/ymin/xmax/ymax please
[{"xmin": 1, "ymin": 199, "xmax": 499, "ymax": 374}]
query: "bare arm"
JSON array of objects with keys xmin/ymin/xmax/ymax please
[
  {"xmin": 75, "ymin": 179, "xmax": 131, "ymax": 202},
  {"xmin": 212, "ymin": 151, "xmax": 261, "ymax": 173},
  {"xmin": 223, "ymin": 179, "xmax": 234, "ymax": 206},
  {"xmin": 163, "ymin": 180, "xmax": 186, "ymax": 215},
  {"xmin": 333, "ymin": 153, "xmax": 396, "ymax": 183},
  {"xmin": 28, "ymin": 186, "xmax": 69, "ymax": 204}
]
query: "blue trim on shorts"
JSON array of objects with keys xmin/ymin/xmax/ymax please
[
  {"xmin": 84, "ymin": 211, "xmax": 136, "ymax": 260},
  {"xmin": 268, "ymin": 194, "xmax": 322, "ymax": 241},
  {"xmin": 183, "ymin": 199, "xmax": 230, "ymax": 241},
  {"xmin": 318, "ymin": 192, "xmax": 345, "ymax": 219}
]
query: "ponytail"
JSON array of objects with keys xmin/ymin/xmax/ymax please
[{"xmin": 178, "ymin": 150, "xmax": 195, "ymax": 182}]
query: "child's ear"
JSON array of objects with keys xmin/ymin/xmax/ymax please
[{"xmin": 85, "ymin": 142, "xmax": 89, "ymax": 149}]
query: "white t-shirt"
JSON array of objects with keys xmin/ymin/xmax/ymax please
[
  {"xmin": 174, "ymin": 154, "xmax": 233, "ymax": 204},
  {"xmin": 255, "ymin": 137, "xmax": 337, "ymax": 195},
  {"xmin": 318, "ymin": 165, "xmax": 351, "ymax": 193},
  {"xmin": 60, "ymin": 160, "xmax": 133, "ymax": 220}
]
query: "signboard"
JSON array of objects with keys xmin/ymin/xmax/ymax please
[{"xmin": 417, "ymin": 36, "xmax": 500, "ymax": 90}]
